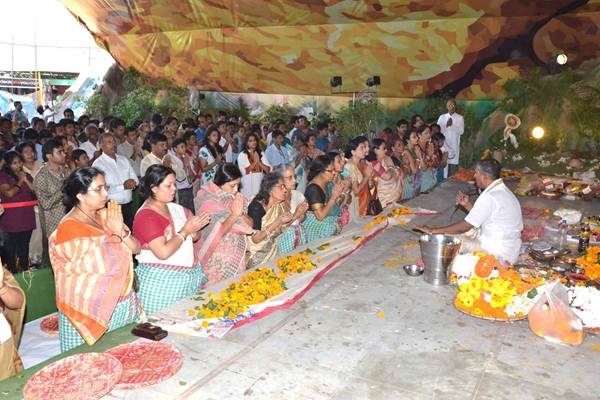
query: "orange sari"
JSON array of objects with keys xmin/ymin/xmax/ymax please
[
  {"xmin": 346, "ymin": 160, "xmax": 373, "ymax": 220},
  {"xmin": 50, "ymin": 218, "xmax": 134, "ymax": 346}
]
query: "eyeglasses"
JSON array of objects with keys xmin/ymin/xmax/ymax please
[{"xmin": 88, "ymin": 185, "xmax": 109, "ymax": 193}]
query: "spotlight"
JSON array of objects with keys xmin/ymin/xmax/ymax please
[
  {"xmin": 556, "ymin": 53, "xmax": 568, "ymax": 65},
  {"xmin": 531, "ymin": 126, "xmax": 545, "ymax": 139},
  {"xmin": 330, "ymin": 76, "xmax": 342, "ymax": 88},
  {"xmin": 366, "ymin": 76, "xmax": 380, "ymax": 87}
]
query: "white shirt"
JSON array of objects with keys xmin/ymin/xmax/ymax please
[
  {"xmin": 43, "ymin": 108, "xmax": 54, "ymax": 123},
  {"xmin": 92, "ymin": 153, "xmax": 139, "ymax": 204},
  {"xmin": 168, "ymin": 150, "xmax": 192, "ymax": 190},
  {"xmin": 140, "ymin": 152, "xmax": 187, "ymax": 182},
  {"xmin": 79, "ymin": 141, "xmax": 100, "ymax": 159},
  {"xmin": 219, "ymin": 136, "xmax": 234, "ymax": 163},
  {"xmin": 464, "ymin": 179, "xmax": 523, "ymax": 263},
  {"xmin": 437, "ymin": 112, "xmax": 464, "ymax": 165},
  {"xmin": 117, "ymin": 141, "xmax": 142, "ymax": 177}
]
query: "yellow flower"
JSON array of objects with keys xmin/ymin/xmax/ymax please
[
  {"xmin": 387, "ymin": 207, "xmax": 412, "ymax": 217},
  {"xmin": 377, "ymin": 311, "xmax": 385, "ymax": 318},
  {"xmin": 201, "ymin": 321, "xmax": 209, "ymax": 328},
  {"xmin": 194, "ymin": 268, "xmax": 287, "ymax": 320}
]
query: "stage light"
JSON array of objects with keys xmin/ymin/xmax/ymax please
[
  {"xmin": 556, "ymin": 53, "xmax": 568, "ymax": 65},
  {"xmin": 366, "ymin": 76, "xmax": 380, "ymax": 87},
  {"xmin": 531, "ymin": 126, "xmax": 545, "ymax": 139},
  {"xmin": 330, "ymin": 76, "xmax": 342, "ymax": 87}
]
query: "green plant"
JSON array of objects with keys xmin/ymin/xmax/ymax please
[
  {"xmin": 85, "ymin": 92, "xmax": 110, "ymax": 120},
  {"xmin": 111, "ymin": 86, "xmax": 156, "ymax": 125},
  {"xmin": 261, "ymin": 104, "xmax": 296, "ymax": 127},
  {"xmin": 333, "ymin": 98, "xmax": 385, "ymax": 146}
]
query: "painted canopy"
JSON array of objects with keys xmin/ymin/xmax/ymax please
[{"xmin": 61, "ymin": 0, "xmax": 600, "ymax": 99}]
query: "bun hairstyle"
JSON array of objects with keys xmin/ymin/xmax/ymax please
[
  {"xmin": 213, "ymin": 162, "xmax": 242, "ymax": 186},
  {"xmin": 62, "ymin": 167, "xmax": 105, "ymax": 212},
  {"xmin": 140, "ymin": 164, "xmax": 175, "ymax": 199},
  {"xmin": 307, "ymin": 154, "xmax": 332, "ymax": 182},
  {"xmin": 344, "ymin": 137, "xmax": 361, "ymax": 159},
  {"xmin": 254, "ymin": 171, "xmax": 282, "ymax": 204}
]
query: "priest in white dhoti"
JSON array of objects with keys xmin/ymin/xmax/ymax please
[{"xmin": 417, "ymin": 159, "xmax": 523, "ymax": 263}]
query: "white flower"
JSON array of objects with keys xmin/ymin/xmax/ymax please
[
  {"xmin": 568, "ymin": 287, "xmax": 600, "ymax": 329},
  {"xmin": 450, "ymin": 253, "xmax": 480, "ymax": 280}
]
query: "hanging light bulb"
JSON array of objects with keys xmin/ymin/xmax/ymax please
[
  {"xmin": 531, "ymin": 126, "xmax": 545, "ymax": 139},
  {"xmin": 556, "ymin": 53, "xmax": 568, "ymax": 65}
]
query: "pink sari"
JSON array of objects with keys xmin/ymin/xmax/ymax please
[{"xmin": 195, "ymin": 182, "xmax": 254, "ymax": 286}]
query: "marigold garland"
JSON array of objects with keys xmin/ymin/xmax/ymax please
[
  {"xmin": 189, "ymin": 252, "xmax": 322, "ymax": 321},
  {"xmin": 577, "ymin": 247, "xmax": 600, "ymax": 281},
  {"xmin": 387, "ymin": 207, "xmax": 412, "ymax": 218},
  {"xmin": 189, "ymin": 268, "xmax": 287, "ymax": 320},
  {"xmin": 276, "ymin": 251, "xmax": 317, "ymax": 279},
  {"xmin": 454, "ymin": 255, "xmax": 536, "ymax": 319},
  {"xmin": 365, "ymin": 215, "xmax": 388, "ymax": 232}
]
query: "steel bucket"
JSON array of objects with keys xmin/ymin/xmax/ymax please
[{"xmin": 419, "ymin": 234, "xmax": 461, "ymax": 285}]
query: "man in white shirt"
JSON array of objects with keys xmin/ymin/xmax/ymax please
[
  {"xmin": 78, "ymin": 123, "xmax": 101, "ymax": 162},
  {"xmin": 417, "ymin": 159, "xmax": 523, "ymax": 263},
  {"xmin": 287, "ymin": 116, "xmax": 301, "ymax": 142},
  {"xmin": 169, "ymin": 138, "xmax": 195, "ymax": 211},
  {"xmin": 437, "ymin": 99, "xmax": 464, "ymax": 178},
  {"xmin": 140, "ymin": 133, "xmax": 187, "ymax": 182},
  {"xmin": 92, "ymin": 133, "xmax": 139, "ymax": 228},
  {"xmin": 117, "ymin": 127, "xmax": 143, "ymax": 177},
  {"xmin": 217, "ymin": 121, "xmax": 236, "ymax": 163}
]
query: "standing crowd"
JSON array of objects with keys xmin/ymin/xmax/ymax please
[{"xmin": 0, "ymin": 98, "xmax": 464, "ymax": 362}]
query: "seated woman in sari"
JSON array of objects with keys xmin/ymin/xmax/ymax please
[
  {"xmin": 303, "ymin": 155, "xmax": 344, "ymax": 242},
  {"xmin": 368, "ymin": 139, "xmax": 403, "ymax": 208},
  {"xmin": 327, "ymin": 152, "xmax": 351, "ymax": 229},
  {"xmin": 344, "ymin": 137, "xmax": 374, "ymax": 221},
  {"xmin": 274, "ymin": 164, "xmax": 308, "ymax": 255},
  {"xmin": 0, "ymin": 205, "xmax": 27, "ymax": 379},
  {"xmin": 415, "ymin": 125, "xmax": 437, "ymax": 193},
  {"xmin": 195, "ymin": 163, "xmax": 254, "ymax": 286},
  {"xmin": 133, "ymin": 165, "xmax": 210, "ymax": 314},
  {"xmin": 304, "ymin": 133, "xmax": 324, "ymax": 162},
  {"xmin": 405, "ymin": 130, "xmax": 422, "ymax": 196},
  {"xmin": 50, "ymin": 167, "xmax": 142, "ymax": 352},
  {"xmin": 431, "ymin": 132, "xmax": 448, "ymax": 184},
  {"xmin": 391, "ymin": 137, "xmax": 417, "ymax": 200},
  {"xmin": 247, "ymin": 172, "xmax": 293, "ymax": 268}
]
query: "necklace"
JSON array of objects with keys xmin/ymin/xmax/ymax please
[
  {"xmin": 146, "ymin": 199, "xmax": 171, "ymax": 219},
  {"xmin": 76, "ymin": 206, "xmax": 103, "ymax": 230}
]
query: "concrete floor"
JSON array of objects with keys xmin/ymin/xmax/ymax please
[{"xmin": 136, "ymin": 180, "xmax": 600, "ymax": 400}]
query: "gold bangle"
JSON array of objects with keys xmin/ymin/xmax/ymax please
[{"xmin": 176, "ymin": 232, "xmax": 186, "ymax": 242}]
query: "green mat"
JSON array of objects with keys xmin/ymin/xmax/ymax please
[{"xmin": 14, "ymin": 267, "xmax": 57, "ymax": 323}]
